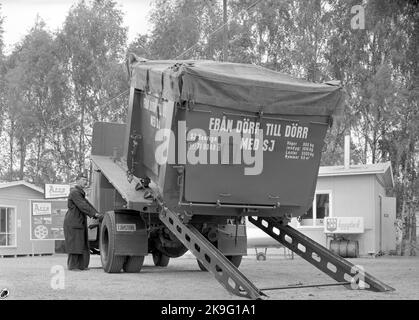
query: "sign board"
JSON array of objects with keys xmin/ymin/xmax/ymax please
[
  {"xmin": 32, "ymin": 202, "xmax": 51, "ymax": 215},
  {"xmin": 30, "ymin": 200, "xmax": 67, "ymax": 240},
  {"xmin": 44, "ymin": 184, "xmax": 71, "ymax": 199},
  {"xmin": 324, "ymin": 217, "xmax": 364, "ymax": 234}
]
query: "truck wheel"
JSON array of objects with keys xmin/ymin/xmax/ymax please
[
  {"xmin": 100, "ymin": 211, "xmax": 125, "ymax": 273},
  {"xmin": 197, "ymin": 255, "xmax": 242, "ymax": 271},
  {"xmin": 153, "ymin": 252, "xmax": 170, "ymax": 267},
  {"xmin": 123, "ymin": 256, "xmax": 145, "ymax": 273},
  {"xmin": 227, "ymin": 255, "xmax": 242, "ymax": 268}
]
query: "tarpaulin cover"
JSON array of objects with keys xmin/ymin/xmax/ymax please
[{"xmin": 130, "ymin": 59, "xmax": 344, "ymax": 118}]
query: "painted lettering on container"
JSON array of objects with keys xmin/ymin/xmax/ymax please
[{"xmin": 208, "ymin": 117, "xmax": 310, "ymax": 154}]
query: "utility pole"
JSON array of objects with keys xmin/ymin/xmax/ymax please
[{"xmin": 223, "ymin": 0, "xmax": 227, "ymax": 62}]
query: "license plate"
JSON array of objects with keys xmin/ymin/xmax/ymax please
[{"xmin": 116, "ymin": 224, "xmax": 136, "ymax": 232}]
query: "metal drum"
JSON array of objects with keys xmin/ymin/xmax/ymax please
[
  {"xmin": 330, "ymin": 239, "xmax": 359, "ymax": 258},
  {"xmin": 330, "ymin": 239, "xmax": 340, "ymax": 256},
  {"xmin": 346, "ymin": 240, "xmax": 359, "ymax": 258}
]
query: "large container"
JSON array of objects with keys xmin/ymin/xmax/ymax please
[
  {"xmin": 123, "ymin": 59, "xmax": 344, "ymax": 217},
  {"xmin": 330, "ymin": 239, "xmax": 359, "ymax": 258}
]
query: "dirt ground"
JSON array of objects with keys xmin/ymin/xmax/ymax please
[{"xmin": 0, "ymin": 251, "xmax": 418, "ymax": 300}]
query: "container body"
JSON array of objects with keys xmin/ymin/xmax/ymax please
[
  {"xmin": 125, "ymin": 91, "xmax": 329, "ymax": 217},
  {"xmin": 122, "ymin": 59, "xmax": 343, "ymax": 218}
]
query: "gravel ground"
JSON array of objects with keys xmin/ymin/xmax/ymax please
[{"xmin": 0, "ymin": 252, "xmax": 418, "ymax": 300}]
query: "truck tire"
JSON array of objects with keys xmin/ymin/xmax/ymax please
[
  {"xmin": 100, "ymin": 211, "xmax": 125, "ymax": 273},
  {"xmin": 227, "ymin": 255, "xmax": 242, "ymax": 268},
  {"xmin": 197, "ymin": 255, "xmax": 242, "ymax": 272},
  {"xmin": 153, "ymin": 252, "xmax": 170, "ymax": 267},
  {"xmin": 123, "ymin": 256, "xmax": 145, "ymax": 273}
]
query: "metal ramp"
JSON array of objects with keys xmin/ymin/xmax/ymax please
[
  {"xmin": 158, "ymin": 206, "xmax": 267, "ymax": 300},
  {"xmin": 248, "ymin": 216, "xmax": 395, "ymax": 292},
  {"xmin": 157, "ymin": 203, "xmax": 394, "ymax": 299}
]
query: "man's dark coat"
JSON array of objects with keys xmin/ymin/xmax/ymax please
[{"xmin": 64, "ymin": 186, "xmax": 97, "ymax": 254}]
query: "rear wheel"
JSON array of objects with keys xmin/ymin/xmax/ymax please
[
  {"xmin": 100, "ymin": 211, "xmax": 125, "ymax": 273},
  {"xmin": 227, "ymin": 255, "xmax": 242, "ymax": 268},
  {"xmin": 152, "ymin": 252, "xmax": 170, "ymax": 267},
  {"xmin": 123, "ymin": 256, "xmax": 145, "ymax": 273}
]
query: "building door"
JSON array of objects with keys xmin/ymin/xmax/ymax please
[{"xmin": 380, "ymin": 196, "xmax": 396, "ymax": 253}]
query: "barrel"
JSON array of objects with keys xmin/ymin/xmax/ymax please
[{"xmin": 330, "ymin": 240, "xmax": 359, "ymax": 258}]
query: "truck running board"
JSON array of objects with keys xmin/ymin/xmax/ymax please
[
  {"xmin": 159, "ymin": 206, "xmax": 267, "ymax": 300},
  {"xmin": 248, "ymin": 216, "xmax": 395, "ymax": 292}
]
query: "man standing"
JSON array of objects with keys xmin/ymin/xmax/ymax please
[{"xmin": 64, "ymin": 172, "xmax": 102, "ymax": 270}]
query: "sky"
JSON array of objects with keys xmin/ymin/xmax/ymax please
[{"xmin": 0, "ymin": 0, "xmax": 154, "ymax": 54}]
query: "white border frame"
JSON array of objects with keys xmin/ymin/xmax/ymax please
[{"xmin": 0, "ymin": 205, "xmax": 18, "ymax": 248}]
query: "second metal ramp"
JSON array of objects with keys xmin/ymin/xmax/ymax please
[{"xmin": 248, "ymin": 216, "xmax": 395, "ymax": 292}]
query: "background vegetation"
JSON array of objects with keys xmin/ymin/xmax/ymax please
[{"xmin": 0, "ymin": 0, "xmax": 417, "ymax": 254}]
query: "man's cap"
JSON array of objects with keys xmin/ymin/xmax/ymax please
[{"xmin": 76, "ymin": 172, "xmax": 88, "ymax": 179}]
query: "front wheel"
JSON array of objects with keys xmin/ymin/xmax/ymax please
[
  {"xmin": 99, "ymin": 211, "xmax": 125, "ymax": 273},
  {"xmin": 123, "ymin": 256, "xmax": 145, "ymax": 273}
]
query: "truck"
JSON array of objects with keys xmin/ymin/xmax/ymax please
[{"xmin": 87, "ymin": 56, "xmax": 394, "ymax": 299}]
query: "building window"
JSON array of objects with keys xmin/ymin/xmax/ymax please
[
  {"xmin": 0, "ymin": 207, "xmax": 16, "ymax": 247},
  {"xmin": 297, "ymin": 192, "xmax": 331, "ymax": 227}
]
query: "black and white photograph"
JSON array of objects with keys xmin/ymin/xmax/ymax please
[{"xmin": 0, "ymin": 0, "xmax": 418, "ymax": 310}]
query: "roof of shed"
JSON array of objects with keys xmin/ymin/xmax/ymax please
[
  {"xmin": 318, "ymin": 162, "xmax": 394, "ymax": 188},
  {"xmin": 0, "ymin": 180, "xmax": 44, "ymax": 194}
]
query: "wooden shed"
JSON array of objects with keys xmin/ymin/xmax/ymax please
[
  {"xmin": 290, "ymin": 162, "xmax": 396, "ymax": 257},
  {"xmin": 0, "ymin": 181, "xmax": 54, "ymax": 257}
]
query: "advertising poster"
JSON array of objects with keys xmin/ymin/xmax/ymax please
[
  {"xmin": 324, "ymin": 217, "xmax": 364, "ymax": 234},
  {"xmin": 30, "ymin": 200, "xmax": 67, "ymax": 240},
  {"xmin": 44, "ymin": 184, "xmax": 71, "ymax": 199}
]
